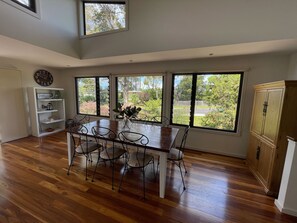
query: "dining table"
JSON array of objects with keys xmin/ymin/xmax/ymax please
[{"xmin": 66, "ymin": 118, "xmax": 180, "ymax": 198}]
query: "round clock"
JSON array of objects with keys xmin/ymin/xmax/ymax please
[{"xmin": 34, "ymin": 70, "xmax": 53, "ymax": 86}]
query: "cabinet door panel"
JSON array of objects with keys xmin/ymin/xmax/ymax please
[
  {"xmin": 257, "ymin": 141, "xmax": 274, "ymax": 185},
  {"xmin": 247, "ymin": 134, "xmax": 260, "ymax": 171},
  {"xmin": 251, "ymin": 90, "xmax": 266, "ymax": 135},
  {"xmin": 262, "ymin": 89, "xmax": 283, "ymax": 144}
]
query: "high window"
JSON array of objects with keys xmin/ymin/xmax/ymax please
[
  {"xmin": 11, "ymin": 0, "xmax": 36, "ymax": 12},
  {"xmin": 83, "ymin": 0, "xmax": 128, "ymax": 36},
  {"xmin": 171, "ymin": 72, "xmax": 244, "ymax": 132},
  {"xmin": 116, "ymin": 75, "xmax": 164, "ymax": 121},
  {"xmin": 75, "ymin": 77, "xmax": 110, "ymax": 117}
]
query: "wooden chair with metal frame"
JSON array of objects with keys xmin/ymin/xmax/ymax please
[
  {"xmin": 91, "ymin": 126, "xmax": 126, "ymax": 189},
  {"xmin": 118, "ymin": 131, "xmax": 155, "ymax": 199},
  {"xmin": 151, "ymin": 115, "xmax": 170, "ymax": 127},
  {"xmin": 167, "ymin": 125, "xmax": 190, "ymax": 190},
  {"xmin": 67, "ymin": 124, "xmax": 99, "ymax": 180}
]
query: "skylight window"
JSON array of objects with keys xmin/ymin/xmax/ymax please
[
  {"xmin": 11, "ymin": 0, "xmax": 36, "ymax": 12},
  {"xmin": 83, "ymin": 0, "xmax": 128, "ymax": 36}
]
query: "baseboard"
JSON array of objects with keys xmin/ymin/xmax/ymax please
[
  {"xmin": 186, "ymin": 145, "xmax": 246, "ymax": 159},
  {"xmin": 274, "ymin": 200, "xmax": 297, "ymax": 217}
]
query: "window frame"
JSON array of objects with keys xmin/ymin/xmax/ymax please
[
  {"xmin": 170, "ymin": 72, "xmax": 244, "ymax": 133},
  {"xmin": 11, "ymin": 0, "xmax": 36, "ymax": 12},
  {"xmin": 115, "ymin": 74, "xmax": 165, "ymax": 124},
  {"xmin": 75, "ymin": 76, "xmax": 110, "ymax": 117},
  {"xmin": 0, "ymin": 0, "xmax": 40, "ymax": 18},
  {"xmin": 81, "ymin": 0, "xmax": 129, "ymax": 37}
]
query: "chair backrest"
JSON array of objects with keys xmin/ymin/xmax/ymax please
[
  {"xmin": 68, "ymin": 124, "xmax": 90, "ymax": 154},
  {"xmin": 91, "ymin": 126, "xmax": 117, "ymax": 152},
  {"xmin": 179, "ymin": 126, "xmax": 190, "ymax": 152},
  {"xmin": 118, "ymin": 131, "xmax": 149, "ymax": 166},
  {"xmin": 151, "ymin": 116, "xmax": 169, "ymax": 127},
  {"xmin": 66, "ymin": 115, "xmax": 90, "ymax": 128}
]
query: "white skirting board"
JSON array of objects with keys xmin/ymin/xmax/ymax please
[{"xmin": 274, "ymin": 138, "xmax": 297, "ymax": 217}]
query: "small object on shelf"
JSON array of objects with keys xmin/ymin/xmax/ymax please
[
  {"xmin": 45, "ymin": 128, "xmax": 55, "ymax": 132},
  {"xmin": 37, "ymin": 93, "xmax": 53, "ymax": 99}
]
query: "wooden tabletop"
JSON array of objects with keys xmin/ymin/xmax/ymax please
[{"xmin": 82, "ymin": 119, "xmax": 180, "ymax": 153}]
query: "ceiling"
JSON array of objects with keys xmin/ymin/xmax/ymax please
[{"xmin": 1, "ymin": 35, "xmax": 297, "ymax": 69}]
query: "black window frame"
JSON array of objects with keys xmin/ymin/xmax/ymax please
[
  {"xmin": 75, "ymin": 76, "xmax": 110, "ymax": 117},
  {"xmin": 11, "ymin": 0, "xmax": 36, "ymax": 12},
  {"xmin": 82, "ymin": 0, "xmax": 127, "ymax": 36},
  {"xmin": 115, "ymin": 75, "xmax": 165, "ymax": 124},
  {"xmin": 170, "ymin": 72, "xmax": 244, "ymax": 133}
]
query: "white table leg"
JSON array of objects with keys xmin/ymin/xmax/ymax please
[
  {"xmin": 67, "ymin": 132, "xmax": 73, "ymax": 166},
  {"xmin": 159, "ymin": 152, "xmax": 167, "ymax": 198}
]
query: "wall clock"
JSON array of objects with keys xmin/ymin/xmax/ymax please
[{"xmin": 34, "ymin": 69, "xmax": 53, "ymax": 86}]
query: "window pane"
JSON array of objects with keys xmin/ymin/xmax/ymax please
[
  {"xmin": 15, "ymin": 0, "xmax": 29, "ymax": 6},
  {"xmin": 77, "ymin": 78, "xmax": 97, "ymax": 115},
  {"xmin": 194, "ymin": 73, "xmax": 242, "ymax": 131},
  {"xmin": 84, "ymin": 2, "xmax": 126, "ymax": 35},
  {"xmin": 99, "ymin": 77, "xmax": 110, "ymax": 116},
  {"xmin": 117, "ymin": 76, "xmax": 163, "ymax": 120},
  {"xmin": 172, "ymin": 75, "xmax": 193, "ymax": 125}
]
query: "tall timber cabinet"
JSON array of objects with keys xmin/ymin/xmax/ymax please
[
  {"xmin": 28, "ymin": 87, "xmax": 65, "ymax": 137},
  {"xmin": 247, "ymin": 81, "xmax": 297, "ymax": 196}
]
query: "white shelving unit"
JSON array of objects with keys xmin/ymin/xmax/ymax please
[{"xmin": 28, "ymin": 87, "xmax": 65, "ymax": 137}]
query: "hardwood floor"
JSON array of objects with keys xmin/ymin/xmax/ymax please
[{"xmin": 0, "ymin": 132, "xmax": 296, "ymax": 223}]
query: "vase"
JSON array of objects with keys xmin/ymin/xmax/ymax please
[{"xmin": 122, "ymin": 116, "xmax": 132, "ymax": 129}]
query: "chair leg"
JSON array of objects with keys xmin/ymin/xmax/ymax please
[
  {"xmin": 119, "ymin": 163, "xmax": 127, "ymax": 191},
  {"xmin": 92, "ymin": 157, "xmax": 101, "ymax": 182},
  {"xmin": 143, "ymin": 166, "xmax": 146, "ymax": 199},
  {"xmin": 67, "ymin": 151, "xmax": 76, "ymax": 175},
  {"xmin": 111, "ymin": 160, "xmax": 115, "ymax": 190},
  {"xmin": 182, "ymin": 159, "xmax": 187, "ymax": 174},
  {"xmin": 85, "ymin": 155, "xmax": 88, "ymax": 180},
  {"xmin": 178, "ymin": 163, "xmax": 186, "ymax": 190}
]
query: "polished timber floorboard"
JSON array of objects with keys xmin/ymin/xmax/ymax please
[{"xmin": 0, "ymin": 132, "xmax": 296, "ymax": 223}]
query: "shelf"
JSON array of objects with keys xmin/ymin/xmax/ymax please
[
  {"xmin": 38, "ymin": 99, "xmax": 63, "ymax": 102},
  {"xmin": 41, "ymin": 119, "xmax": 65, "ymax": 124},
  {"xmin": 37, "ymin": 109, "xmax": 58, "ymax": 114},
  {"xmin": 39, "ymin": 128, "xmax": 64, "ymax": 137},
  {"xmin": 28, "ymin": 87, "xmax": 65, "ymax": 137}
]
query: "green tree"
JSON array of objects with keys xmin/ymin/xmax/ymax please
[
  {"xmin": 200, "ymin": 74, "xmax": 241, "ymax": 130},
  {"xmin": 85, "ymin": 3, "xmax": 125, "ymax": 34}
]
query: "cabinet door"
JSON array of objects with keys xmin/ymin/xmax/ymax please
[
  {"xmin": 257, "ymin": 140, "xmax": 274, "ymax": 186},
  {"xmin": 247, "ymin": 134, "xmax": 260, "ymax": 171},
  {"xmin": 251, "ymin": 90, "xmax": 267, "ymax": 135},
  {"xmin": 262, "ymin": 89, "xmax": 284, "ymax": 144}
]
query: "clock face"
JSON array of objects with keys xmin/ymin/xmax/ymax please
[{"xmin": 34, "ymin": 70, "xmax": 53, "ymax": 86}]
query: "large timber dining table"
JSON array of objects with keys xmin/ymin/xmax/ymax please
[{"xmin": 66, "ymin": 118, "xmax": 180, "ymax": 198}]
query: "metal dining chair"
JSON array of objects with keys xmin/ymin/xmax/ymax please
[
  {"xmin": 118, "ymin": 131, "xmax": 155, "ymax": 199},
  {"xmin": 67, "ymin": 124, "xmax": 99, "ymax": 180},
  {"xmin": 91, "ymin": 126, "xmax": 126, "ymax": 189},
  {"xmin": 167, "ymin": 125, "xmax": 190, "ymax": 190}
]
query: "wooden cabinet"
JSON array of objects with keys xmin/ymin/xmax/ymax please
[
  {"xmin": 247, "ymin": 81, "xmax": 297, "ymax": 196},
  {"xmin": 28, "ymin": 87, "xmax": 65, "ymax": 137}
]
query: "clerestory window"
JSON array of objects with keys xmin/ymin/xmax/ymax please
[
  {"xmin": 83, "ymin": 0, "xmax": 128, "ymax": 36},
  {"xmin": 11, "ymin": 0, "xmax": 36, "ymax": 12}
]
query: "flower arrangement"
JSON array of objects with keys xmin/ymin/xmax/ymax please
[{"xmin": 113, "ymin": 103, "xmax": 142, "ymax": 119}]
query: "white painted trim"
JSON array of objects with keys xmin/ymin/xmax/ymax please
[
  {"xmin": 186, "ymin": 145, "xmax": 246, "ymax": 159},
  {"xmin": 275, "ymin": 200, "xmax": 297, "ymax": 217},
  {"xmin": 0, "ymin": 0, "xmax": 40, "ymax": 19}
]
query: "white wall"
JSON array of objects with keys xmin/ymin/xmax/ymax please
[
  {"xmin": 0, "ymin": 0, "xmax": 79, "ymax": 58},
  {"xmin": 287, "ymin": 53, "xmax": 297, "ymax": 80},
  {"xmin": 80, "ymin": 0, "xmax": 297, "ymax": 59},
  {"xmin": 0, "ymin": 57, "xmax": 62, "ymax": 137},
  {"xmin": 58, "ymin": 54, "xmax": 289, "ymax": 158}
]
